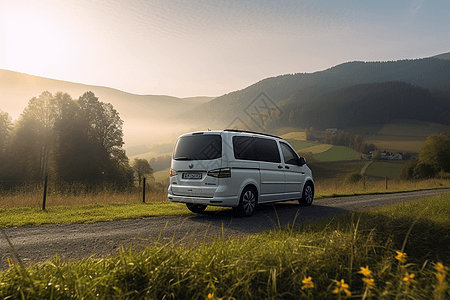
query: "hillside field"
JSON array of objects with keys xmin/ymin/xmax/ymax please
[
  {"xmin": 312, "ymin": 145, "xmax": 361, "ymax": 161},
  {"xmin": 364, "ymin": 161, "xmax": 406, "ymax": 180}
]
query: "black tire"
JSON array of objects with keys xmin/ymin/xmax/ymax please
[
  {"xmin": 186, "ymin": 203, "xmax": 207, "ymax": 214},
  {"xmin": 236, "ymin": 186, "xmax": 257, "ymax": 217},
  {"xmin": 299, "ymin": 182, "xmax": 314, "ymax": 206}
]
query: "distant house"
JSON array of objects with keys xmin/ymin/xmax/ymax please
[
  {"xmin": 390, "ymin": 153, "xmax": 403, "ymax": 160},
  {"xmin": 380, "ymin": 151, "xmax": 403, "ymax": 160},
  {"xmin": 326, "ymin": 128, "xmax": 338, "ymax": 133}
]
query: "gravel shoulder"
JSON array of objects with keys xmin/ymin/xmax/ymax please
[{"xmin": 2, "ymin": 189, "xmax": 449, "ymax": 271}]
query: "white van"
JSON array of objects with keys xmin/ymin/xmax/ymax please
[{"xmin": 168, "ymin": 129, "xmax": 314, "ymax": 216}]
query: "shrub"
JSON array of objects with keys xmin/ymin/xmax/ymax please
[{"xmin": 344, "ymin": 172, "xmax": 364, "ymax": 183}]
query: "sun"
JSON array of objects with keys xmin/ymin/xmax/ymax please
[{"xmin": 0, "ymin": 3, "xmax": 75, "ymax": 77}]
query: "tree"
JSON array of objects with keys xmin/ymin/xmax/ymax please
[
  {"xmin": 133, "ymin": 158, "xmax": 154, "ymax": 186},
  {"xmin": 0, "ymin": 109, "xmax": 12, "ymax": 181},
  {"xmin": 0, "ymin": 109, "xmax": 11, "ymax": 156},
  {"xmin": 305, "ymin": 127, "xmax": 314, "ymax": 141},
  {"xmin": 18, "ymin": 91, "xmax": 57, "ymax": 179},
  {"xmin": 77, "ymin": 91, "xmax": 130, "ymax": 184},
  {"xmin": 372, "ymin": 149, "xmax": 381, "ymax": 160},
  {"xmin": 418, "ymin": 133, "xmax": 450, "ymax": 175}
]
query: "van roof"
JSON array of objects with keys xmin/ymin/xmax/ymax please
[
  {"xmin": 181, "ymin": 129, "xmax": 282, "ymax": 140},
  {"xmin": 223, "ymin": 129, "xmax": 281, "ymax": 139}
]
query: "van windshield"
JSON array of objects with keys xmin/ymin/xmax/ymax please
[{"xmin": 173, "ymin": 134, "xmax": 222, "ymax": 160}]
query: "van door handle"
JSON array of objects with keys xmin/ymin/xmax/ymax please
[
  {"xmin": 278, "ymin": 165, "xmax": 283, "ymax": 169},
  {"xmin": 285, "ymin": 166, "xmax": 290, "ymax": 169}
]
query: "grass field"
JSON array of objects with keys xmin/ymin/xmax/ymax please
[
  {"xmin": 308, "ymin": 160, "xmax": 366, "ymax": 180},
  {"xmin": 301, "ymin": 144, "xmax": 334, "ymax": 154},
  {"xmin": 365, "ymin": 135, "xmax": 425, "ymax": 153},
  {"xmin": 287, "ymin": 140, "xmax": 317, "ymax": 151},
  {"xmin": 280, "ymin": 131, "xmax": 306, "ymax": 140},
  {"xmin": 313, "ymin": 145, "xmax": 361, "ymax": 161},
  {"xmin": 2, "ymin": 193, "xmax": 450, "ymax": 299},
  {"xmin": 364, "ymin": 161, "xmax": 406, "ymax": 180},
  {"xmin": 153, "ymin": 168, "xmax": 170, "ymax": 183}
]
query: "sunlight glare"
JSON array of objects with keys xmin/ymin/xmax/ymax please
[{"xmin": 1, "ymin": 6, "xmax": 75, "ymax": 77}]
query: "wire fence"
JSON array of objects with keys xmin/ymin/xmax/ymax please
[{"xmin": 0, "ymin": 177, "xmax": 168, "ymax": 209}]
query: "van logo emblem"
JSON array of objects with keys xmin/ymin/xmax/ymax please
[{"xmin": 189, "ymin": 163, "xmax": 194, "ymax": 169}]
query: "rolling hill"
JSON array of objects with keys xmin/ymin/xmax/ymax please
[
  {"xmin": 2, "ymin": 51, "xmax": 450, "ymax": 150},
  {"xmin": 0, "ymin": 69, "xmax": 214, "ymax": 146},
  {"xmin": 178, "ymin": 53, "xmax": 450, "ymax": 131}
]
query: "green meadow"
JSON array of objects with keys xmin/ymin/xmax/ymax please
[{"xmin": 2, "ymin": 193, "xmax": 450, "ymax": 299}]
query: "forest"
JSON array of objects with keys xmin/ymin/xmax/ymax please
[{"xmin": 0, "ymin": 91, "xmax": 134, "ymax": 189}]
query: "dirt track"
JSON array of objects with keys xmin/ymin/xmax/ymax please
[{"xmin": 2, "ymin": 189, "xmax": 449, "ymax": 271}]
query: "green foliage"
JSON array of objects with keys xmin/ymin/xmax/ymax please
[
  {"xmin": 132, "ymin": 158, "xmax": 154, "ymax": 186},
  {"xmin": 399, "ymin": 133, "xmax": 450, "ymax": 180},
  {"xmin": 419, "ymin": 133, "xmax": 450, "ymax": 174},
  {"xmin": 2, "ymin": 194, "xmax": 450, "ymax": 299},
  {"xmin": 0, "ymin": 91, "xmax": 132, "ymax": 187}
]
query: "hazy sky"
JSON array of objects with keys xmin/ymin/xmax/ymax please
[{"xmin": 1, "ymin": 0, "xmax": 449, "ymax": 98}]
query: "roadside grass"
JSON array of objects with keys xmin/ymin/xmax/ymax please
[
  {"xmin": 1, "ymin": 178, "xmax": 450, "ymax": 227},
  {"xmin": 313, "ymin": 146, "xmax": 360, "ymax": 162},
  {"xmin": 315, "ymin": 177, "xmax": 450, "ymax": 198},
  {"xmin": 1, "ymin": 193, "xmax": 450, "ymax": 299}
]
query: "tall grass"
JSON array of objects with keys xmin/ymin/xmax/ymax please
[
  {"xmin": 315, "ymin": 177, "xmax": 450, "ymax": 198},
  {"xmin": 1, "ymin": 193, "xmax": 449, "ymax": 299},
  {"xmin": 2, "ymin": 177, "xmax": 450, "ymax": 209},
  {"xmin": 0, "ymin": 181, "xmax": 167, "ymax": 208}
]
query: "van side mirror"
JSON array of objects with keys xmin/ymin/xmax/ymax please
[{"xmin": 298, "ymin": 156, "xmax": 306, "ymax": 166}]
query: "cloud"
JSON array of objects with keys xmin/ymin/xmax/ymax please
[{"xmin": 410, "ymin": 0, "xmax": 424, "ymax": 16}]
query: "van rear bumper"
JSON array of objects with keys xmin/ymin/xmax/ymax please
[{"xmin": 168, "ymin": 193, "xmax": 239, "ymax": 207}]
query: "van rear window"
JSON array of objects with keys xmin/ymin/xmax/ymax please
[
  {"xmin": 173, "ymin": 134, "xmax": 222, "ymax": 160},
  {"xmin": 233, "ymin": 136, "xmax": 281, "ymax": 163}
]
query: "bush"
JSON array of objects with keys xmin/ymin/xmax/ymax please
[
  {"xmin": 398, "ymin": 160, "xmax": 418, "ymax": 180},
  {"xmin": 344, "ymin": 172, "xmax": 364, "ymax": 183}
]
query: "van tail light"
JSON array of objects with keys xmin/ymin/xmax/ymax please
[
  {"xmin": 207, "ymin": 167, "xmax": 231, "ymax": 178},
  {"xmin": 169, "ymin": 169, "xmax": 178, "ymax": 177}
]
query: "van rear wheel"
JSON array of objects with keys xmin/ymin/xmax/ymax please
[
  {"xmin": 236, "ymin": 187, "xmax": 257, "ymax": 217},
  {"xmin": 186, "ymin": 203, "xmax": 207, "ymax": 214},
  {"xmin": 299, "ymin": 182, "xmax": 314, "ymax": 206}
]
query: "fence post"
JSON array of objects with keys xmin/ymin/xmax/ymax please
[
  {"xmin": 385, "ymin": 176, "xmax": 388, "ymax": 190},
  {"xmin": 142, "ymin": 177, "xmax": 146, "ymax": 203},
  {"xmin": 42, "ymin": 175, "xmax": 48, "ymax": 210}
]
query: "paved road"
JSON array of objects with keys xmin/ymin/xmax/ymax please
[{"xmin": 1, "ymin": 189, "xmax": 449, "ymax": 270}]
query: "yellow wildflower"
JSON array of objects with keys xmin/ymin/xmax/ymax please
[
  {"xmin": 301, "ymin": 276, "xmax": 314, "ymax": 290},
  {"xmin": 362, "ymin": 277, "xmax": 376, "ymax": 290},
  {"xmin": 333, "ymin": 279, "xmax": 351, "ymax": 297},
  {"xmin": 434, "ymin": 262, "xmax": 448, "ymax": 273},
  {"xmin": 207, "ymin": 292, "xmax": 214, "ymax": 299},
  {"xmin": 358, "ymin": 266, "xmax": 373, "ymax": 278},
  {"xmin": 434, "ymin": 262, "xmax": 447, "ymax": 293},
  {"xmin": 402, "ymin": 273, "xmax": 417, "ymax": 290},
  {"xmin": 395, "ymin": 251, "xmax": 407, "ymax": 264}
]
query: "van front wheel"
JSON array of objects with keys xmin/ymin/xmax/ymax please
[
  {"xmin": 236, "ymin": 187, "xmax": 257, "ymax": 217},
  {"xmin": 186, "ymin": 203, "xmax": 207, "ymax": 214}
]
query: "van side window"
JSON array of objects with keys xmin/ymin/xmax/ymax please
[
  {"xmin": 256, "ymin": 138, "xmax": 281, "ymax": 163},
  {"xmin": 233, "ymin": 136, "xmax": 281, "ymax": 163},
  {"xmin": 280, "ymin": 142, "xmax": 299, "ymax": 165}
]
